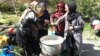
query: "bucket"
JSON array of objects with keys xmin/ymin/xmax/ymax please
[
  {"xmin": 40, "ymin": 35, "xmax": 64, "ymax": 56},
  {"xmin": 0, "ymin": 36, "xmax": 8, "ymax": 48}
]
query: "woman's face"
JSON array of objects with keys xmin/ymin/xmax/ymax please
[
  {"xmin": 65, "ymin": 4, "xmax": 69, "ymax": 12},
  {"xmin": 58, "ymin": 7, "xmax": 63, "ymax": 11},
  {"xmin": 35, "ymin": 6, "xmax": 45, "ymax": 17}
]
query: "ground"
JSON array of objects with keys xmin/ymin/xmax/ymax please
[
  {"xmin": 82, "ymin": 24, "xmax": 100, "ymax": 56},
  {"xmin": 82, "ymin": 40, "xmax": 100, "ymax": 56}
]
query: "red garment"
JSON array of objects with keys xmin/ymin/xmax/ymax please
[
  {"xmin": 51, "ymin": 11, "xmax": 65, "ymax": 35},
  {"xmin": 50, "ymin": 2, "xmax": 66, "ymax": 36}
]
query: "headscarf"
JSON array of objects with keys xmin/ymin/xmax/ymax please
[
  {"xmin": 31, "ymin": 1, "xmax": 38, "ymax": 6},
  {"xmin": 56, "ymin": 2, "xmax": 65, "ymax": 12},
  {"xmin": 38, "ymin": 2, "xmax": 46, "ymax": 9},
  {"xmin": 30, "ymin": 1, "xmax": 38, "ymax": 11},
  {"xmin": 67, "ymin": 1, "xmax": 80, "ymax": 23}
]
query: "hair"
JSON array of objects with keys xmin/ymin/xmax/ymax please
[{"xmin": 57, "ymin": 2, "xmax": 65, "ymax": 8}]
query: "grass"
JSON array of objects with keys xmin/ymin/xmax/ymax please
[
  {"xmin": 83, "ymin": 23, "xmax": 91, "ymax": 39},
  {"xmin": 0, "ymin": 13, "xmax": 20, "ymax": 25},
  {"xmin": 83, "ymin": 23, "xmax": 100, "ymax": 47},
  {"xmin": 83, "ymin": 23, "xmax": 100, "ymax": 39}
]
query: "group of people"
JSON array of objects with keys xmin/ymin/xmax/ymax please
[
  {"xmin": 9, "ymin": 1, "xmax": 85, "ymax": 56},
  {"xmin": 16, "ymin": 1, "xmax": 50, "ymax": 56},
  {"xmin": 51, "ymin": 2, "xmax": 84, "ymax": 56}
]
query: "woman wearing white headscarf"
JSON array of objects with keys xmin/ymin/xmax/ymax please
[{"xmin": 16, "ymin": 1, "xmax": 47, "ymax": 56}]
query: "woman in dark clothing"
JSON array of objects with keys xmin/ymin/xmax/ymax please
[
  {"xmin": 38, "ymin": 2, "xmax": 50, "ymax": 38},
  {"xmin": 16, "ymin": 1, "xmax": 49, "ymax": 56},
  {"xmin": 54, "ymin": 2, "xmax": 85, "ymax": 56}
]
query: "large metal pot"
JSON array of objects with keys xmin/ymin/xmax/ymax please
[{"xmin": 40, "ymin": 35, "xmax": 64, "ymax": 56}]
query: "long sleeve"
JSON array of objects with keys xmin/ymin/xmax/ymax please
[
  {"xmin": 20, "ymin": 8, "xmax": 30, "ymax": 21},
  {"xmin": 55, "ymin": 13, "xmax": 68, "ymax": 25},
  {"xmin": 19, "ymin": 8, "xmax": 39, "ymax": 28},
  {"xmin": 19, "ymin": 8, "xmax": 30, "ymax": 25},
  {"xmin": 44, "ymin": 10, "xmax": 50, "ymax": 20},
  {"xmin": 50, "ymin": 13, "xmax": 55, "ymax": 24},
  {"xmin": 73, "ymin": 16, "xmax": 85, "ymax": 31}
]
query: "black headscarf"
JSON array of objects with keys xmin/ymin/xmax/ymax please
[{"xmin": 67, "ymin": 2, "xmax": 80, "ymax": 23}]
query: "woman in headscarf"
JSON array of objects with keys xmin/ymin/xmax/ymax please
[
  {"xmin": 38, "ymin": 2, "xmax": 50, "ymax": 38},
  {"xmin": 90, "ymin": 16, "xmax": 100, "ymax": 36},
  {"xmin": 15, "ymin": 1, "xmax": 48, "ymax": 56},
  {"xmin": 50, "ymin": 2, "xmax": 66, "ymax": 37},
  {"xmin": 54, "ymin": 2, "xmax": 85, "ymax": 56}
]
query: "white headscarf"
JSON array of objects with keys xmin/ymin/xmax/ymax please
[
  {"xmin": 31, "ymin": 1, "xmax": 38, "ymax": 7},
  {"xmin": 92, "ymin": 20, "xmax": 100, "ymax": 25}
]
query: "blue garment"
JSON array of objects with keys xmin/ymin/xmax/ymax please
[
  {"xmin": 39, "ymin": 10, "xmax": 50, "ymax": 20},
  {"xmin": 0, "ymin": 46, "xmax": 15, "ymax": 56}
]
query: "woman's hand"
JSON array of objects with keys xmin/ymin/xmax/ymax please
[
  {"xmin": 44, "ymin": 19, "xmax": 49, "ymax": 26},
  {"xmin": 44, "ymin": 19, "xmax": 49, "ymax": 23},
  {"xmin": 94, "ymin": 24, "xmax": 100, "ymax": 30},
  {"xmin": 65, "ymin": 26, "xmax": 73, "ymax": 32},
  {"xmin": 68, "ymin": 26, "xmax": 73, "ymax": 30}
]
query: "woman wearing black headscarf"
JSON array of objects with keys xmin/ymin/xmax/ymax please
[{"xmin": 54, "ymin": 1, "xmax": 85, "ymax": 56}]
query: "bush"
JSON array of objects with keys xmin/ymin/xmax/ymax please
[
  {"xmin": 19, "ymin": 5, "xmax": 26, "ymax": 12},
  {"xmin": 0, "ymin": 3, "xmax": 14, "ymax": 12},
  {"xmin": 0, "ymin": 2, "xmax": 26, "ymax": 15}
]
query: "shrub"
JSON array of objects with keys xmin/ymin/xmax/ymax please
[
  {"xmin": 19, "ymin": 5, "xmax": 26, "ymax": 12},
  {"xmin": 0, "ymin": 3, "xmax": 14, "ymax": 12}
]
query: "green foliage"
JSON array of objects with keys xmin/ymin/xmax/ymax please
[
  {"xmin": 12, "ymin": 46, "xmax": 23, "ymax": 56},
  {"xmin": 19, "ymin": 4, "xmax": 26, "ymax": 12},
  {"xmin": 0, "ymin": 3, "xmax": 14, "ymax": 12},
  {"xmin": 49, "ymin": 0, "xmax": 100, "ymax": 18},
  {"xmin": 1, "ymin": 0, "xmax": 100, "ymax": 21},
  {"xmin": 83, "ymin": 23, "xmax": 91, "ymax": 31},
  {"xmin": 63, "ymin": 0, "xmax": 100, "ymax": 21},
  {"xmin": 0, "ymin": 2, "xmax": 26, "ymax": 15},
  {"xmin": 48, "ymin": 0, "xmax": 58, "ymax": 13},
  {"xmin": 17, "ymin": 4, "xmax": 26, "ymax": 16},
  {"xmin": 0, "ymin": 13, "xmax": 19, "ymax": 25},
  {"xmin": 76, "ymin": 0, "xmax": 100, "ymax": 18}
]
